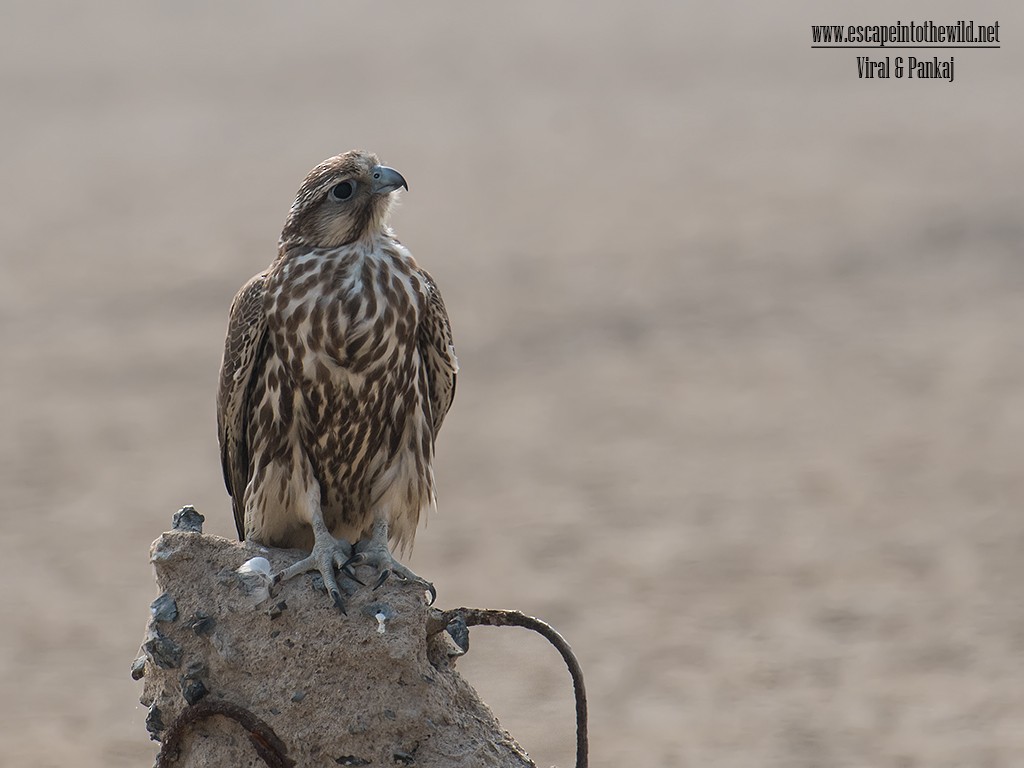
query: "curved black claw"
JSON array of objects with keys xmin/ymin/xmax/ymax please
[
  {"xmin": 373, "ymin": 567, "xmax": 436, "ymax": 605},
  {"xmin": 333, "ymin": 551, "xmax": 366, "ymax": 586},
  {"xmin": 372, "ymin": 569, "xmax": 392, "ymax": 591},
  {"xmin": 330, "ymin": 589, "xmax": 347, "ymax": 615},
  {"xmin": 343, "ymin": 550, "xmax": 436, "ymax": 605}
]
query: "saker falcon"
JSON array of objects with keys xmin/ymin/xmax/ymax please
[{"xmin": 217, "ymin": 151, "xmax": 457, "ymax": 611}]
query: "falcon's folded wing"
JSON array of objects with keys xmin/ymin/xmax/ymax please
[
  {"xmin": 417, "ymin": 269, "xmax": 457, "ymax": 441},
  {"xmin": 216, "ymin": 270, "xmax": 271, "ymax": 539}
]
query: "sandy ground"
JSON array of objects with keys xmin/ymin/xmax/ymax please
[{"xmin": 2, "ymin": 2, "xmax": 1023, "ymax": 766}]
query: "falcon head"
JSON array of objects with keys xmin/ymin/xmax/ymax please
[{"xmin": 280, "ymin": 150, "xmax": 408, "ymax": 248}]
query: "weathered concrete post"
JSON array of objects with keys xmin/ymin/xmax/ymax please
[{"xmin": 134, "ymin": 508, "xmax": 536, "ymax": 768}]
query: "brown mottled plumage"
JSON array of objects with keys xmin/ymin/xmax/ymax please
[{"xmin": 217, "ymin": 151, "xmax": 456, "ymax": 608}]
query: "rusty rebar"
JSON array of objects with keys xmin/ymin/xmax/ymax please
[
  {"xmin": 155, "ymin": 698, "xmax": 293, "ymax": 768},
  {"xmin": 433, "ymin": 607, "xmax": 589, "ymax": 768}
]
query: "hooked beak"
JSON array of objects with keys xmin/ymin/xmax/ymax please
[{"xmin": 370, "ymin": 165, "xmax": 408, "ymax": 195}]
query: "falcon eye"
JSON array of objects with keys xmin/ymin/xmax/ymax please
[{"xmin": 330, "ymin": 181, "xmax": 355, "ymax": 201}]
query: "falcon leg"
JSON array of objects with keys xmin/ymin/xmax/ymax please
[
  {"xmin": 273, "ymin": 509, "xmax": 358, "ymax": 614},
  {"xmin": 344, "ymin": 518, "xmax": 436, "ymax": 605}
]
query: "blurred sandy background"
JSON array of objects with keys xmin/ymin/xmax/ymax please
[{"xmin": 2, "ymin": 2, "xmax": 1023, "ymax": 766}]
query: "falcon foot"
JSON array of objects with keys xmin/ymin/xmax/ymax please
[
  {"xmin": 344, "ymin": 539, "xmax": 436, "ymax": 606},
  {"xmin": 273, "ymin": 535, "xmax": 360, "ymax": 614}
]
